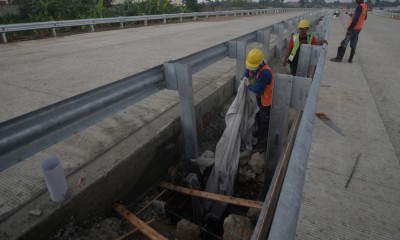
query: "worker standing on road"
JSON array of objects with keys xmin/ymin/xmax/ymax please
[
  {"xmin": 242, "ymin": 48, "xmax": 274, "ymax": 152},
  {"xmin": 282, "ymin": 19, "xmax": 328, "ymax": 76},
  {"xmin": 331, "ymin": 0, "xmax": 368, "ymax": 63}
]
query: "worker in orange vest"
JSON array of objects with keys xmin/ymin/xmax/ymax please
[
  {"xmin": 242, "ymin": 48, "xmax": 274, "ymax": 152},
  {"xmin": 331, "ymin": 0, "xmax": 368, "ymax": 63}
]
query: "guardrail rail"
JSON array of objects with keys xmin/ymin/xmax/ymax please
[{"xmin": 1, "ymin": 8, "xmax": 312, "ymax": 43}]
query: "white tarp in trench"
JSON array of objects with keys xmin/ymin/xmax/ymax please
[{"xmin": 202, "ymin": 81, "xmax": 259, "ymax": 221}]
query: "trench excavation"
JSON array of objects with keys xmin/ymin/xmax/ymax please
[{"xmin": 50, "ymin": 56, "xmax": 303, "ymax": 240}]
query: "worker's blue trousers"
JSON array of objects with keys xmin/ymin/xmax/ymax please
[{"xmin": 255, "ymin": 96, "xmax": 271, "ymax": 146}]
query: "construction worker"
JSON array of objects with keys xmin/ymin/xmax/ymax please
[
  {"xmin": 331, "ymin": 0, "xmax": 368, "ymax": 63},
  {"xmin": 282, "ymin": 19, "xmax": 328, "ymax": 76},
  {"xmin": 242, "ymin": 48, "xmax": 274, "ymax": 152}
]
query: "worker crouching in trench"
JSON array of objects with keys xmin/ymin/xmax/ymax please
[{"xmin": 242, "ymin": 48, "xmax": 274, "ymax": 153}]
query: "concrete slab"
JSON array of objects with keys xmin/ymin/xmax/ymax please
[
  {"xmin": 0, "ymin": 11, "xmax": 307, "ymax": 122},
  {"xmin": 296, "ymin": 13, "xmax": 400, "ymax": 239}
]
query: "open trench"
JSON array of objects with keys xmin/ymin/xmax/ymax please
[{"xmin": 51, "ymin": 56, "xmax": 297, "ymax": 240}]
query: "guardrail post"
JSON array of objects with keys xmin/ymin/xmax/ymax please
[
  {"xmin": 175, "ymin": 63, "xmax": 199, "ymax": 160},
  {"xmin": 273, "ymin": 22, "xmax": 284, "ymax": 60},
  {"xmin": 163, "ymin": 63, "xmax": 178, "ymax": 90},
  {"xmin": 288, "ymin": 19, "xmax": 294, "ymax": 38},
  {"xmin": 180, "ymin": 15, "xmax": 183, "ymax": 23},
  {"xmin": 163, "ymin": 16, "xmax": 167, "ymax": 24},
  {"xmin": 90, "ymin": 24, "xmax": 94, "ymax": 33},
  {"xmin": 290, "ymin": 76, "xmax": 312, "ymax": 111},
  {"xmin": 264, "ymin": 74, "xmax": 293, "ymax": 191},
  {"xmin": 193, "ymin": 13, "xmax": 197, "ymax": 22},
  {"xmin": 296, "ymin": 44, "xmax": 312, "ymax": 77},
  {"xmin": 119, "ymin": 17, "xmax": 124, "ymax": 28},
  {"xmin": 257, "ymin": 28, "xmax": 271, "ymax": 62},
  {"xmin": 51, "ymin": 28, "xmax": 57, "ymax": 37},
  {"xmin": 228, "ymin": 40, "xmax": 246, "ymax": 88},
  {"xmin": 1, "ymin": 33, "xmax": 7, "ymax": 43},
  {"xmin": 144, "ymin": 19, "xmax": 148, "ymax": 26}
]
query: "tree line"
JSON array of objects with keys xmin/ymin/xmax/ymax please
[
  {"xmin": 1, "ymin": 0, "xmax": 196, "ymax": 24},
  {"xmin": 2, "ymin": 0, "xmax": 399, "ymax": 25}
]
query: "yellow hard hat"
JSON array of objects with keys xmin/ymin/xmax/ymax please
[
  {"xmin": 298, "ymin": 19, "xmax": 309, "ymax": 28},
  {"xmin": 246, "ymin": 48, "xmax": 264, "ymax": 70}
]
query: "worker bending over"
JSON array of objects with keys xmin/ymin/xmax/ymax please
[
  {"xmin": 331, "ymin": 0, "xmax": 367, "ymax": 63},
  {"xmin": 242, "ymin": 48, "xmax": 274, "ymax": 152},
  {"xmin": 282, "ymin": 19, "xmax": 328, "ymax": 76}
]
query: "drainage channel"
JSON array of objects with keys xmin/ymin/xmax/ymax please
[{"xmin": 50, "ymin": 58, "xmax": 298, "ymax": 240}]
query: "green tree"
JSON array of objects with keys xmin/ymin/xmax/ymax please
[
  {"xmin": 299, "ymin": 0, "xmax": 308, "ymax": 7},
  {"xmin": 28, "ymin": 0, "xmax": 58, "ymax": 21},
  {"xmin": 184, "ymin": 0, "xmax": 198, "ymax": 12},
  {"xmin": 259, "ymin": 0, "xmax": 271, "ymax": 7}
]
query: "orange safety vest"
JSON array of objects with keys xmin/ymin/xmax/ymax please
[
  {"xmin": 249, "ymin": 65, "xmax": 274, "ymax": 107},
  {"xmin": 351, "ymin": 2, "xmax": 367, "ymax": 30}
]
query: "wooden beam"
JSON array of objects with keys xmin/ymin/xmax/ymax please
[
  {"xmin": 136, "ymin": 189, "xmax": 167, "ymax": 216},
  {"xmin": 159, "ymin": 182, "xmax": 263, "ymax": 209},
  {"xmin": 113, "ymin": 203, "xmax": 167, "ymax": 240},
  {"xmin": 115, "ymin": 219, "xmax": 155, "ymax": 240}
]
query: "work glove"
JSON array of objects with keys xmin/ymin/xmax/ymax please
[
  {"xmin": 242, "ymin": 77, "xmax": 250, "ymax": 86},
  {"xmin": 346, "ymin": 29, "xmax": 352, "ymax": 36}
]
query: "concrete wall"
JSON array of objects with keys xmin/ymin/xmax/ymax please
[{"xmin": 6, "ymin": 62, "xmax": 237, "ymax": 240}]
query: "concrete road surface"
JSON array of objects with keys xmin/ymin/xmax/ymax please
[
  {"xmin": 296, "ymin": 12, "xmax": 400, "ymax": 239},
  {"xmin": 0, "ymin": 11, "xmax": 307, "ymax": 123},
  {"xmin": 355, "ymin": 13, "xmax": 400, "ymax": 162}
]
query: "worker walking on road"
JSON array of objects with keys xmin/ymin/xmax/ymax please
[
  {"xmin": 282, "ymin": 19, "xmax": 327, "ymax": 76},
  {"xmin": 331, "ymin": 0, "xmax": 368, "ymax": 63},
  {"xmin": 242, "ymin": 48, "xmax": 274, "ymax": 152}
]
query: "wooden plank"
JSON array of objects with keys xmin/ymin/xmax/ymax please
[
  {"xmin": 159, "ymin": 182, "xmax": 263, "ymax": 209},
  {"xmin": 136, "ymin": 189, "xmax": 167, "ymax": 216},
  {"xmin": 113, "ymin": 203, "xmax": 168, "ymax": 240},
  {"xmin": 115, "ymin": 219, "xmax": 155, "ymax": 240}
]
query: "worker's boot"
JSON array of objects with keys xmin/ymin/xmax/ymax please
[
  {"xmin": 330, "ymin": 47, "xmax": 346, "ymax": 62},
  {"xmin": 348, "ymin": 48, "xmax": 356, "ymax": 63}
]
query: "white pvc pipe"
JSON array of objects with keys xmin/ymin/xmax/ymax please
[{"xmin": 41, "ymin": 157, "xmax": 68, "ymax": 203}]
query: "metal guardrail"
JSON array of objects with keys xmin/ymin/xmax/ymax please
[
  {"xmin": 0, "ymin": 8, "xmax": 310, "ymax": 43},
  {"xmin": 372, "ymin": 10, "xmax": 400, "ymax": 19},
  {"xmin": 267, "ymin": 11, "xmax": 332, "ymax": 240},
  {"xmin": 0, "ymin": 9, "xmax": 327, "ymax": 171}
]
